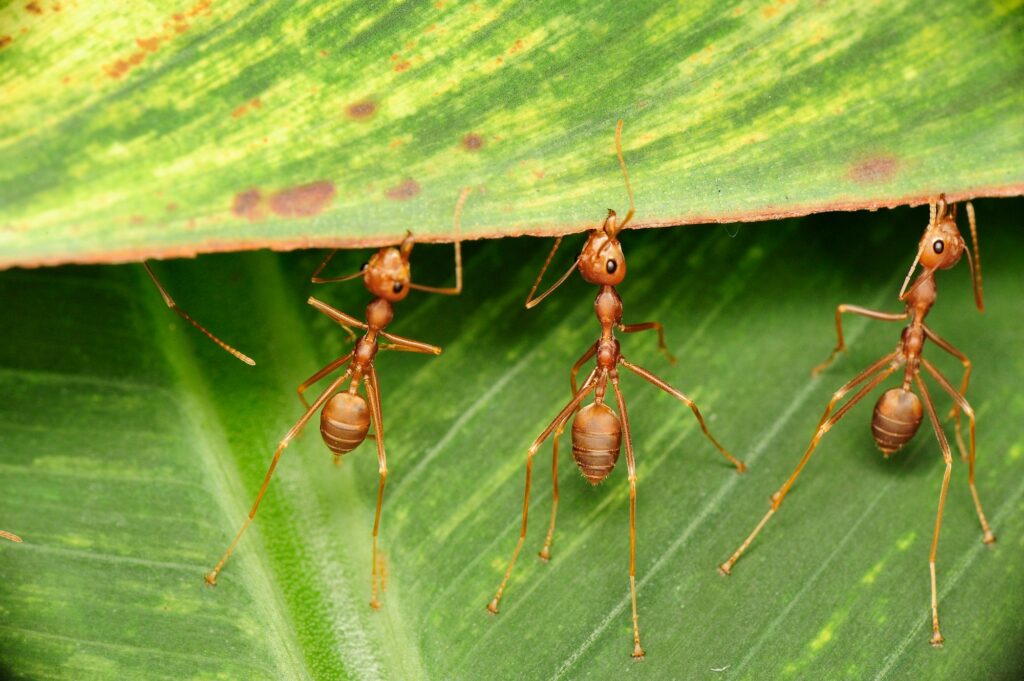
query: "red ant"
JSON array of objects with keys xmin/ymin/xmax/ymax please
[
  {"xmin": 486, "ymin": 121, "xmax": 745, "ymax": 658},
  {"xmin": 205, "ymin": 190, "xmax": 468, "ymax": 610},
  {"xmin": 720, "ymin": 196, "xmax": 992, "ymax": 647}
]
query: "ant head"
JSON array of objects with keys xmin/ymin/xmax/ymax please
[
  {"xmin": 919, "ymin": 197, "xmax": 965, "ymax": 271},
  {"xmin": 363, "ymin": 233, "xmax": 412, "ymax": 301},
  {"xmin": 578, "ymin": 210, "xmax": 626, "ymax": 286}
]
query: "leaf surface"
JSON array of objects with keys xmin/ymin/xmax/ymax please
[{"xmin": 1, "ymin": 1, "xmax": 1022, "ymax": 267}]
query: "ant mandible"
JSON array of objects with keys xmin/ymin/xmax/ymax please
[
  {"xmin": 486, "ymin": 121, "xmax": 746, "ymax": 659},
  {"xmin": 719, "ymin": 196, "xmax": 993, "ymax": 647},
  {"xmin": 205, "ymin": 189, "xmax": 469, "ymax": 609}
]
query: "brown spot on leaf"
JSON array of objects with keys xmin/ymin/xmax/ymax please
[
  {"xmin": 386, "ymin": 178, "xmax": 421, "ymax": 201},
  {"xmin": 762, "ymin": 5, "xmax": 778, "ymax": 18},
  {"xmin": 166, "ymin": 202, "xmax": 178, "ymax": 212},
  {"xmin": 849, "ymin": 156, "xmax": 899, "ymax": 183},
  {"xmin": 233, "ymin": 188, "xmax": 265, "ymax": 221},
  {"xmin": 0, "ymin": 36, "xmax": 11, "ymax": 49},
  {"xmin": 319, "ymin": 49, "xmax": 329, "ymax": 57},
  {"xmin": 394, "ymin": 60, "xmax": 411, "ymax": 72},
  {"xmin": 129, "ymin": 215, "xmax": 145, "ymax": 226},
  {"xmin": 269, "ymin": 181, "xmax": 336, "ymax": 217},
  {"xmin": 508, "ymin": 39, "xmax": 524, "ymax": 54},
  {"xmin": 25, "ymin": 2, "xmax": 42, "ymax": 15},
  {"xmin": 103, "ymin": 0, "xmax": 211, "ymax": 79},
  {"xmin": 231, "ymin": 98, "xmax": 261, "ymax": 119},
  {"xmin": 346, "ymin": 100, "xmax": 376, "ymax": 120},
  {"xmin": 462, "ymin": 133, "xmax": 484, "ymax": 151}
]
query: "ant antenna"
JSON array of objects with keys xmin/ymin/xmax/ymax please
[
  {"xmin": 965, "ymin": 201, "xmax": 984, "ymax": 311},
  {"xmin": 144, "ymin": 262, "xmax": 255, "ymax": 365},
  {"xmin": 524, "ymin": 236, "xmax": 580, "ymax": 309},
  {"xmin": 311, "ymin": 251, "xmax": 366, "ymax": 284},
  {"xmin": 898, "ymin": 246, "xmax": 923, "ymax": 302},
  {"xmin": 613, "ymin": 119, "xmax": 635, "ymax": 234},
  {"xmin": 409, "ymin": 187, "xmax": 470, "ymax": 295}
]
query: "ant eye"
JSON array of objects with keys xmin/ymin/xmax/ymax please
[
  {"xmin": 361, "ymin": 262, "xmax": 369, "ymax": 271},
  {"xmin": 392, "ymin": 281, "xmax": 404, "ymax": 293},
  {"xmin": 933, "ymin": 240, "xmax": 944, "ymax": 254},
  {"xmin": 606, "ymin": 259, "xmax": 617, "ymax": 274}
]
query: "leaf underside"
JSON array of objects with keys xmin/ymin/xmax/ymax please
[
  {"xmin": 0, "ymin": 1, "xmax": 1022, "ymax": 268},
  {"xmin": 1, "ymin": 199, "xmax": 1023, "ymax": 680}
]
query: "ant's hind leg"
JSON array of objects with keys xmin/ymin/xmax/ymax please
[
  {"xmin": 812, "ymin": 305, "xmax": 907, "ymax": 376},
  {"xmin": 921, "ymin": 360, "xmax": 994, "ymax": 544},
  {"xmin": 610, "ymin": 374, "xmax": 645, "ymax": 659},
  {"xmin": 915, "ymin": 375, "xmax": 955, "ymax": 646},
  {"xmin": 719, "ymin": 356, "xmax": 901, "ymax": 575},
  {"xmin": 488, "ymin": 370, "xmax": 600, "ymax": 615},
  {"xmin": 207, "ymin": 368, "xmax": 353, "ymax": 586},
  {"xmin": 365, "ymin": 367, "xmax": 389, "ymax": 609},
  {"xmin": 923, "ymin": 325, "xmax": 972, "ymax": 461}
]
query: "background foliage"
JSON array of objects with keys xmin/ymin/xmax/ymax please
[{"xmin": 1, "ymin": 200, "xmax": 1022, "ymax": 680}]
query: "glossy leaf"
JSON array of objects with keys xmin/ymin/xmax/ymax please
[
  {"xmin": 0, "ymin": 1, "xmax": 1022, "ymax": 268},
  {"xmin": 1, "ymin": 200, "xmax": 1022, "ymax": 679}
]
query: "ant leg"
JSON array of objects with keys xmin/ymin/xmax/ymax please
[
  {"xmin": 296, "ymin": 352, "xmax": 353, "ymax": 409},
  {"xmin": 539, "ymin": 344, "xmax": 597, "ymax": 561},
  {"xmin": 379, "ymin": 330, "xmax": 441, "ymax": 355},
  {"xmin": 921, "ymin": 360, "xmax": 995, "ymax": 544},
  {"xmin": 308, "ymin": 297, "xmax": 369, "ymax": 333},
  {"xmin": 206, "ymin": 368, "xmax": 353, "ymax": 586},
  {"xmin": 915, "ymin": 374, "xmax": 954, "ymax": 646},
  {"xmin": 488, "ymin": 369, "xmax": 600, "ymax": 614},
  {"xmin": 570, "ymin": 343, "xmax": 598, "ymax": 397},
  {"xmin": 618, "ymin": 357, "xmax": 745, "ymax": 473},
  {"xmin": 0, "ymin": 530, "xmax": 21, "ymax": 542},
  {"xmin": 923, "ymin": 325, "xmax": 971, "ymax": 460},
  {"xmin": 617, "ymin": 322, "xmax": 677, "ymax": 365},
  {"xmin": 812, "ymin": 305, "xmax": 907, "ymax": 376},
  {"xmin": 610, "ymin": 373, "xmax": 645, "ymax": 658},
  {"xmin": 720, "ymin": 357, "xmax": 902, "ymax": 575},
  {"xmin": 365, "ymin": 366, "xmax": 389, "ymax": 609},
  {"xmin": 144, "ymin": 262, "xmax": 255, "ymax": 366}
]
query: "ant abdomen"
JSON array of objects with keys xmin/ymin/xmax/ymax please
[
  {"xmin": 321, "ymin": 392, "xmax": 371, "ymax": 456},
  {"xmin": 571, "ymin": 403, "xmax": 622, "ymax": 484},
  {"xmin": 871, "ymin": 388, "xmax": 923, "ymax": 457}
]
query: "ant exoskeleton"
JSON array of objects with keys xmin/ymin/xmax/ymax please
[
  {"xmin": 486, "ymin": 121, "xmax": 745, "ymax": 659},
  {"xmin": 205, "ymin": 190, "xmax": 468, "ymax": 608},
  {"xmin": 719, "ymin": 196, "xmax": 993, "ymax": 647},
  {"xmin": 144, "ymin": 262, "xmax": 255, "ymax": 365}
]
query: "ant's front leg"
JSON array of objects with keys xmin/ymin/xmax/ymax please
[
  {"xmin": 812, "ymin": 305, "xmax": 907, "ymax": 375},
  {"xmin": 379, "ymin": 331, "xmax": 441, "ymax": 355}
]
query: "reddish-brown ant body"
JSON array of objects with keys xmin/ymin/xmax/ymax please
[
  {"xmin": 487, "ymin": 122, "xmax": 745, "ymax": 658},
  {"xmin": 205, "ymin": 191, "xmax": 468, "ymax": 608},
  {"xmin": 720, "ymin": 196, "xmax": 993, "ymax": 647}
]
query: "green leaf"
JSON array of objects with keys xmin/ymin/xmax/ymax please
[
  {"xmin": 2, "ymin": 199, "xmax": 1022, "ymax": 679},
  {"xmin": 1, "ymin": 1, "xmax": 1022, "ymax": 268}
]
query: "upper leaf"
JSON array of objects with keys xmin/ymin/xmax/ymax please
[{"xmin": 0, "ymin": 0, "xmax": 1022, "ymax": 267}]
